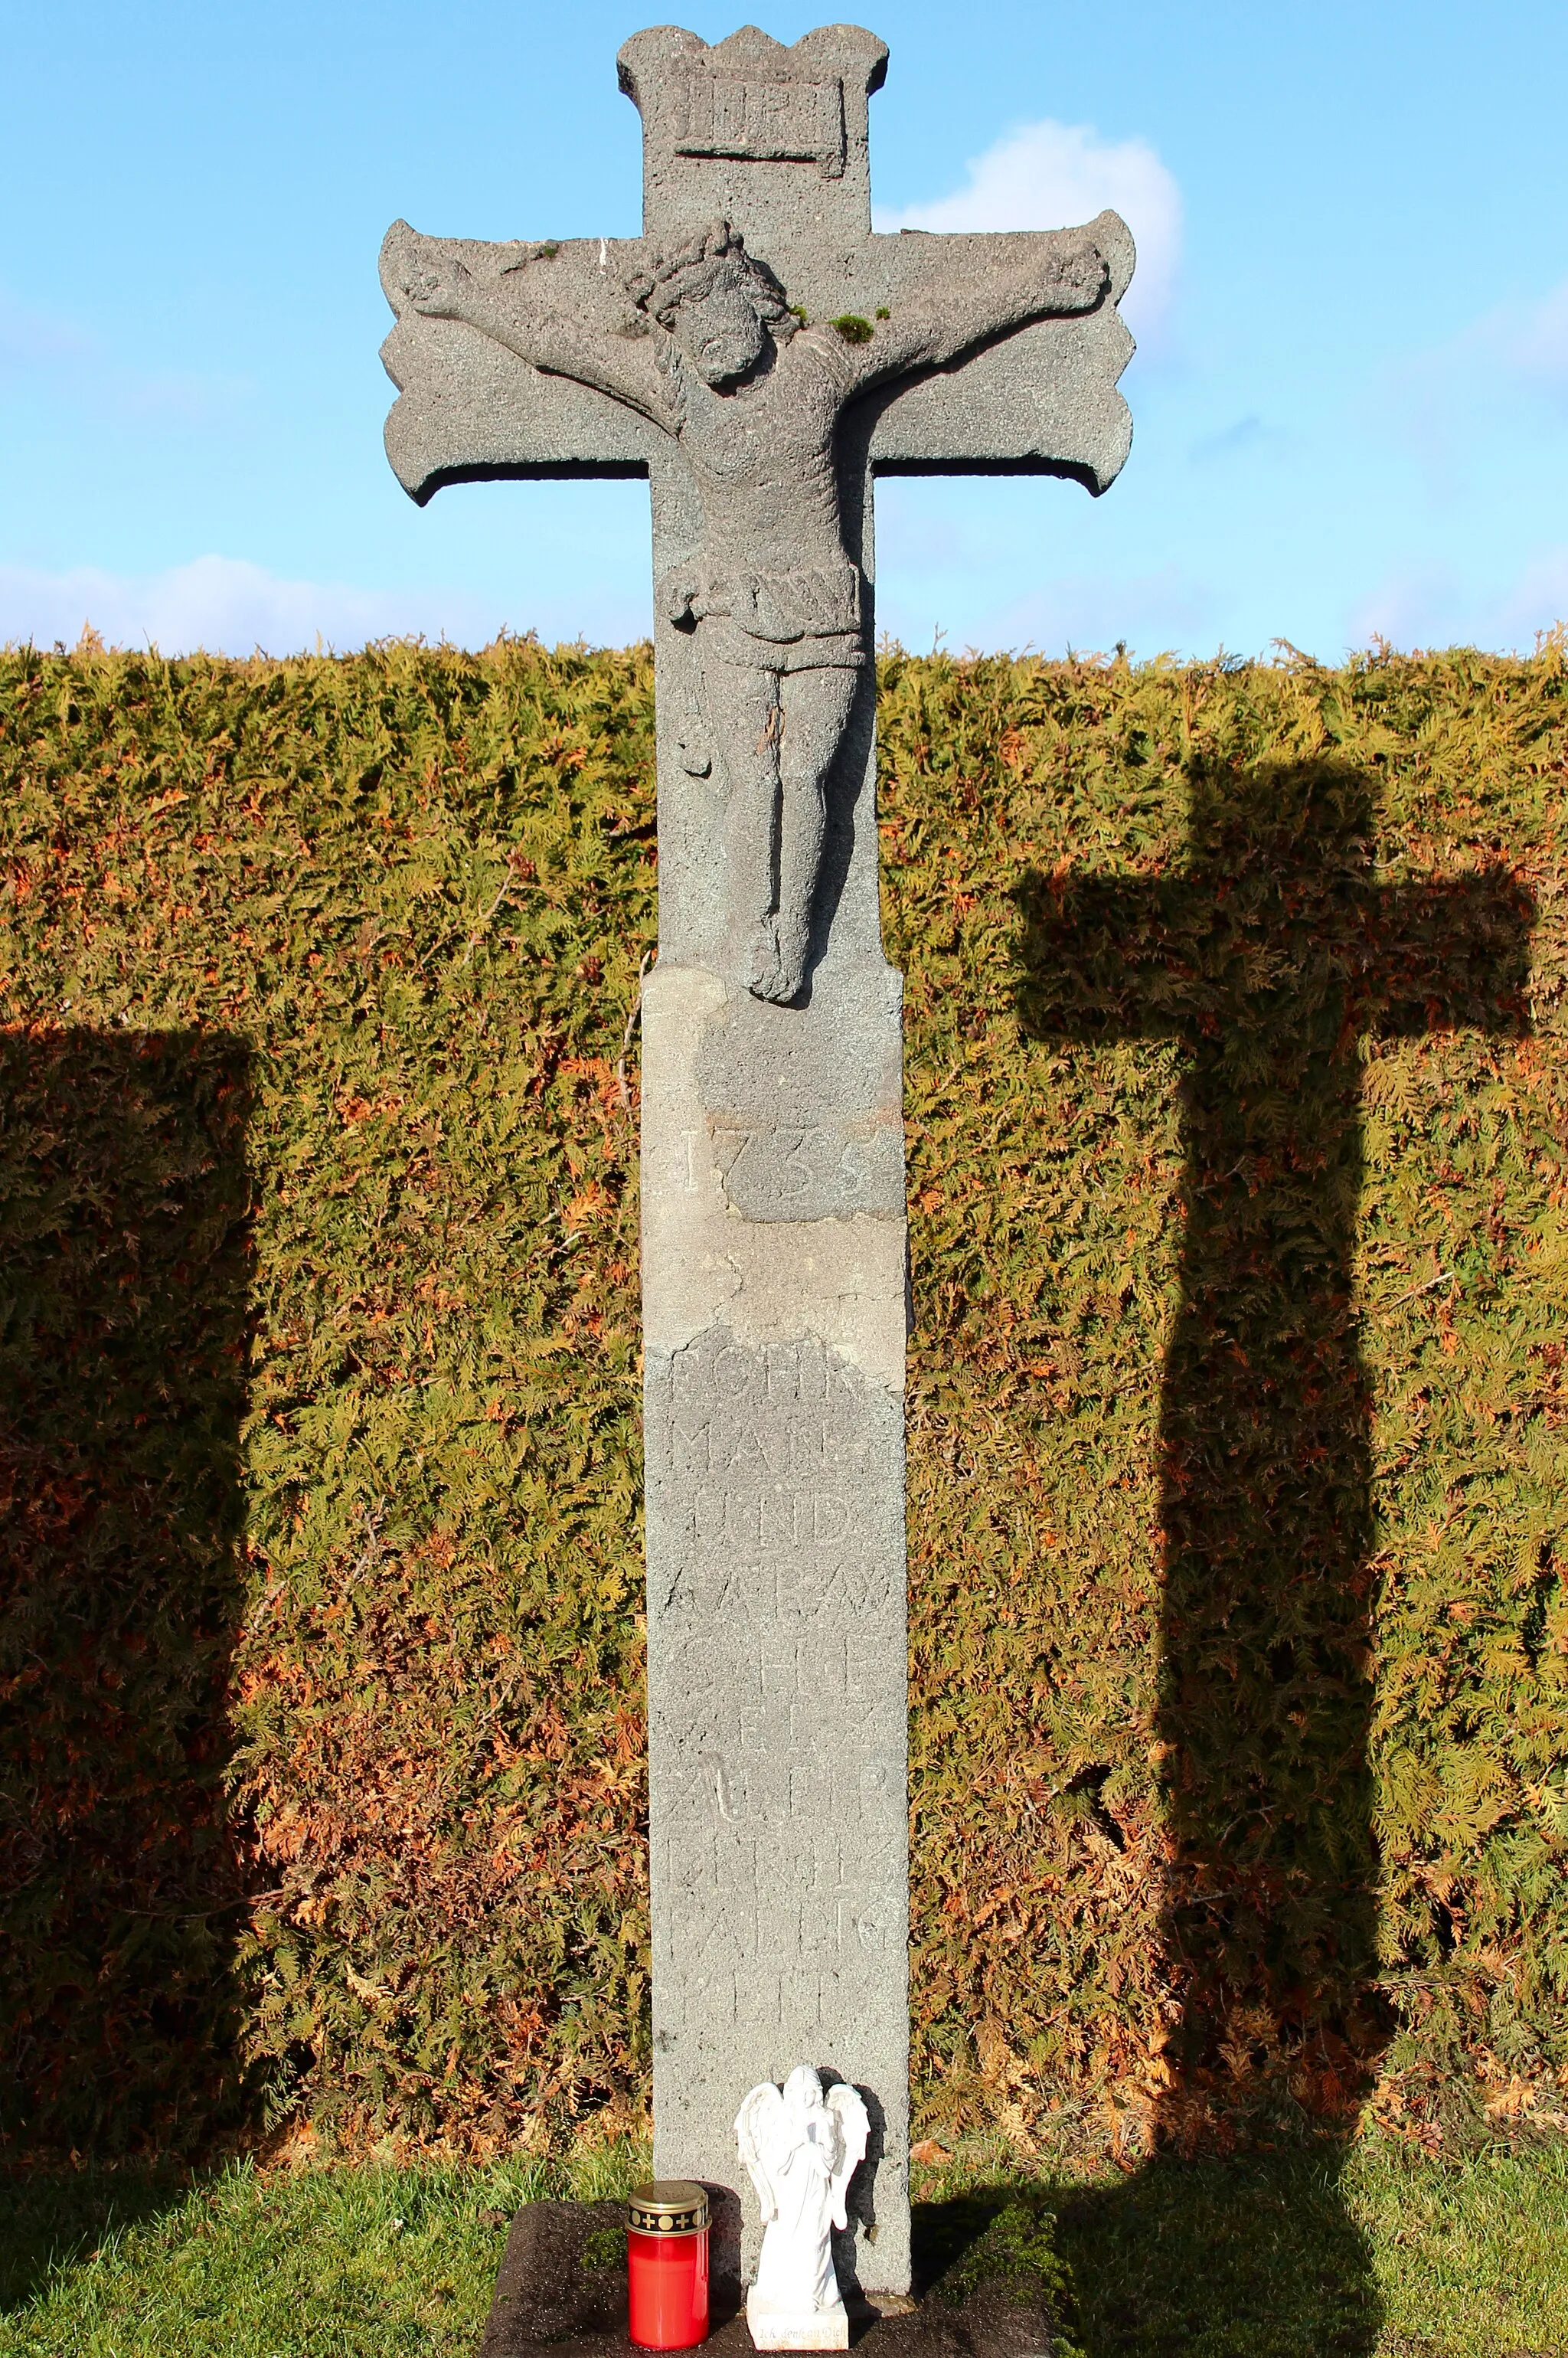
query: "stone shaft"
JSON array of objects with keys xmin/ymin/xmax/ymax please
[
  {"xmin": 642, "ymin": 964, "xmax": 909, "ymax": 2289},
  {"xmin": 642, "ymin": 411, "xmax": 909, "ymax": 2281}
]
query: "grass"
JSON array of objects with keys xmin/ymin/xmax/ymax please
[
  {"xmin": 0, "ymin": 2144, "xmax": 644, "ymax": 2356},
  {"xmin": 2, "ymin": 2134, "xmax": 1564, "ymax": 2357},
  {"xmin": 1053, "ymin": 2138, "xmax": 1568, "ymax": 2357}
]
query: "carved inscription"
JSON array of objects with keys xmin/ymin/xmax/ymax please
[
  {"xmin": 673, "ymin": 70, "xmax": 846, "ymax": 176},
  {"xmin": 691, "ymin": 963, "xmax": 906, "ymax": 1219},
  {"xmin": 710, "ymin": 1114, "xmax": 903, "ymax": 1223},
  {"xmin": 644, "ymin": 1325, "xmax": 908, "ymax": 2069}
]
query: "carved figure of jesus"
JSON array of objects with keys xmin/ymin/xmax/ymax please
[{"xmin": 381, "ymin": 213, "xmax": 1113, "ymax": 1004}]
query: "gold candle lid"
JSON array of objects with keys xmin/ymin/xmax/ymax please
[{"xmin": 628, "ymin": 2180, "xmax": 709, "ymax": 2233}]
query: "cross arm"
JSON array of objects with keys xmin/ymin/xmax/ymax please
[
  {"xmin": 1012, "ymin": 855, "xmax": 1534, "ymax": 1051},
  {"xmin": 848, "ymin": 216, "xmax": 1136, "ymax": 493},
  {"xmin": 378, "ymin": 224, "xmax": 666, "ymax": 502},
  {"xmin": 1358, "ymin": 872, "xmax": 1534, "ymax": 1040},
  {"xmin": 842, "ymin": 213, "xmax": 1129, "ymax": 394}
]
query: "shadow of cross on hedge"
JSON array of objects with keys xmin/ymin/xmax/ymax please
[{"xmin": 1016, "ymin": 757, "xmax": 1534, "ymax": 2134}]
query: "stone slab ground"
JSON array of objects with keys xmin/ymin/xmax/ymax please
[{"xmin": 476, "ymin": 2201, "xmax": 1071, "ymax": 2358}]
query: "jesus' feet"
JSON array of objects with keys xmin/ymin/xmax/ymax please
[
  {"xmin": 745, "ymin": 917, "xmax": 807, "ymax": 1004},
  {"xmin": 743, "ymin": 917, "xmax": 784, "ymax": 999}
]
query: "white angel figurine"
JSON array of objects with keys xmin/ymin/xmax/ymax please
[{"xmin": 734, "ymin": 2065, "xmax": 870, "ymax": 2350}]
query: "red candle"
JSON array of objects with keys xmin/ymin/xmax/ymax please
[{"xmin": 627, "ymin": 2180, "xmax": 710, "ymax": 2350}]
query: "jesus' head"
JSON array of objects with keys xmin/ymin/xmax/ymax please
[{"xmin": 626, "ymin": 220, "xmax": 798, "ymax": 389}]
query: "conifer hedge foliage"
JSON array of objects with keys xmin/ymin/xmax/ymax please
[{"xmin": 0, "ymin": 637, "xmax": 1563, "ymax": 2159}]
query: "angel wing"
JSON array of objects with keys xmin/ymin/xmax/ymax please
[
  {"xmin": 735, "ymin": 2082, "xmax": 788, "ymax": 2223},
  {"xmin": 824, "ymin": 2082, "xmax": 869, "ymax": 2232}
]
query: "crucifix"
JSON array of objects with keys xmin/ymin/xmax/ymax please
[{"xmin": 380, "ymin": 23, "xmax": 1134, "ymax": 2296}]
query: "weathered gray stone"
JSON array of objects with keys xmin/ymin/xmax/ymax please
[
  {"xmin": 645, "ymin": 1321, "xmax": 906, "ymax": 2260},
  {"xmin": 379, "ymin": 21, "xmax": 1134, "ymax": 2303},
  {"xmin": 639, "ymin": 956, "xmax": 909, "ymax": 2288}
]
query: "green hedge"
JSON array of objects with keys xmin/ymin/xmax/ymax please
[{"xmin": 0, "ymin": 638, "xmax": 1562, "ymax": 2159}]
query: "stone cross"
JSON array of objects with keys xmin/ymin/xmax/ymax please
[{"xmin": 379, "ymin": 23, "xmax": 1134, "ymax": 2296}]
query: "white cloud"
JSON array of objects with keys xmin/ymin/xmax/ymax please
[
  {"xmin": 1350, "ymin": 548, "xmax": 1568, "ymax": 655},
  {"xmin": 0, "ymin": 286, "xmax": 250, "ymax": 424},
  {"xmin": 1348, "ymin": 564, "xmax": 1463, "ymax": 651},
  {"xmin": 0, "ymin": 555, "xmax": 498, "ymax": 658},
  {"xmin": 1495, "ymin": 277, "xmax": 1568, "ymax": 401},
  {"xmin": 985, "ymin": 562, "xmax": 1217, "ymax": 661},
  {"xmin": 874, "ymin": 119, "xmax": 1182, "ymax": 348},
  {"xmin": 0, "ymin": 292, "xmax": 96, "ymax": 370},
  {"xmin": 1380, "ymin": 273, "xmax": 1568, "ymax": 488},
  {"xmin": 1496, "ymin": 548, "xmax": 1568, "ymax": 640}
]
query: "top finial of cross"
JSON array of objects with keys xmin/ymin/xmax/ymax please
[{"xmin": 617, "ymin": 24, "xmax": 890, "ymax": 242}]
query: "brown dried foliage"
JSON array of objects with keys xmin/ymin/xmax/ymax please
[{"xmin": 0, "ymin": 636, "xmax": 1563, "ymax": 2160}]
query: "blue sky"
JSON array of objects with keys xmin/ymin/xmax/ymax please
[{"xmin": 2, "ymin": 0, "xmax": 1566, "ymax": 661}]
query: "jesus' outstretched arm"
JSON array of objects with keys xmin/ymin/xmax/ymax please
[
  {"xmin": 841, "ymin": 209, "xmax": 1129, "ymax": 392},
  {"xmin": 379, "ymin": 221, "xmax": 676, "ymax": 430}
]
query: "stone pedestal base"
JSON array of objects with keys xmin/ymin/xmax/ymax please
[{"xmin": 744, "ymin": 2291, "xmax": 849, "ymax": 2350}]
